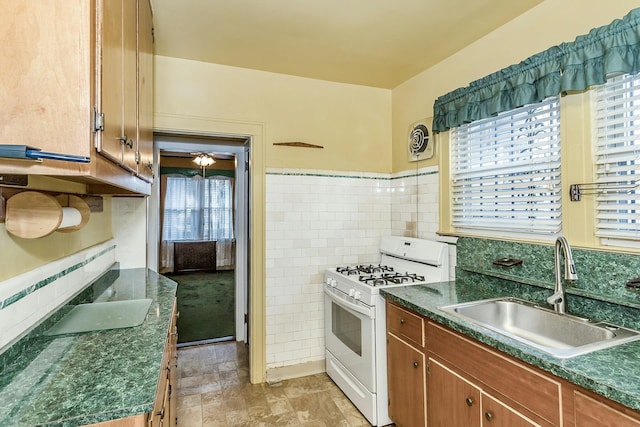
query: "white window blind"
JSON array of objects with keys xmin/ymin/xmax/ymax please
[
  {"xmin": 593, "ymin": 73, "xmax": 640, "ymax": 243},
  {"xmin": 451, "ymin": 97, "xmax": 562, "ymax": 235}
]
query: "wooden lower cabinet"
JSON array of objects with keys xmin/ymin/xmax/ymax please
[
  {"xmin": 149, "ymin": 299, "xmax": 178, "ymax": 427},
  {"xmin": 387, "ymin": 333, "xmax": 427, "ymax": 427},
  {"xmin": 481, "ymin": 393, "xmax": 540, "ymax": 427},
  {"xmin": 385, "ymin": 301, "xmax": 640, "ymax": 427},
  {"xmin": 574, "ymin": 392, "xmax": 640, "ymax": 427},
  {"xmin": 428, "ymin": 358, "xmax": 481, "ymax": 427},
  {"xmin": 88, "ymin": 415, "xmax": 147, "ymax": 427},
  {"xmin": 428, "ymin": 358, "xmax": 540, "ymax": 427},
  {"xmin": 386, "ymin": 301, "xmax": 427, "ymax": 427}
]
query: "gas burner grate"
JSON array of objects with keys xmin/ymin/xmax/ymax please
[
  {"xmin": 357, "ymin": 264, "xmax": 394, "ymax": 274},
  {"xmin": 358, "ymin": 272, "xmax": 426, "ymax": 286},
  {"xmin": 336, "ymin": 264, "xmax": 395, "ymax": 276},
  {"xmin": 336, "ymin": 266, "xmax": 361, "ymax": 276}
]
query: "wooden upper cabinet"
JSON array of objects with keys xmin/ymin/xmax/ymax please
[
  {"xmin": 0, "ymin": 0, "xmax": 152, "ymax": 195},
  {"xmin": 96, "ymin": 0, "xmax": 140, "ymax": 174},
  {"xmin": 0, "ymin": 0, "xmax": 92, "ymax": 168},
  {"xmin": 99, "ymin": 0, "xmax": 126, "ymax": 167},
  {"xmin": 136, "ymin": 0, "xmax": 154, "ymax": 182}
]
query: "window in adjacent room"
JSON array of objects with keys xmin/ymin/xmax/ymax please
[
  {"xmin": 593, "ymin": 73, "xmax": 640, "ymax": 248},
  {"xmin": 162, "ymin": 175, "xmax": 234, "ymax": 242},
  {"xmin": 450, "ymin": 96, "xmax": 561, "ymax": 238}
]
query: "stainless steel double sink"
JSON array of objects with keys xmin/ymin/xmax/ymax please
[{"xmin": 439, "ymin": 297, "xmax": 640, "ymax": 358}]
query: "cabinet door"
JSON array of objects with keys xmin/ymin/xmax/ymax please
[
  {"xmin": 100, "ymin": 0, "xmax": 125, "ymax": 165},
  {"xmin": 387, "ymin": 333, "xmax": 427, "ymax": 427},
  {"xmin": 428, "ymin": 358, "xmax": 481, "ymax": 427},
  {"xmin": 136, "ymin": 0, "xmax": 154, "ymax": 182},
  {"xmin": 574, "ymin": 392, "xmax": 640, "ymax": 427},
  {"xmin": 0, "ymin": 0, "xmax": 91, "ymax": 167},
  {"xmin": 122, "ymin": 0, "xmax": 138, "ymax": 173},
  {"xmin": 482, "ymin": 393, "xmax": 541, "ymax": 427},
  {"xmin": 168, "ymin": 301, "xmax": 178, "ymax": 427}
]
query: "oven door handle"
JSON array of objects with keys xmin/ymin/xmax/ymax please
[{"xmin": 324, "ymin": 287, "xmax": 375, "ymax": 319}]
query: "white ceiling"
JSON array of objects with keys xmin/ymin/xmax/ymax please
[{"xmin": 150, "ymin": 0, "xmax": 544, "ymax": 89}]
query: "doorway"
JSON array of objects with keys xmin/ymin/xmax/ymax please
[{"xmin": 151, "ymin": 133, "xmax": 250, "ymax": 347}]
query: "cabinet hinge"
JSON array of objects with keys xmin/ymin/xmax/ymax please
[
  {"xmin": 93, "ymin": 108, "xmax": 104, "ymax": 133},
  {"xmin": 151, "ymin": 27, "xmax": 155, "ymax": 44},
  {"xmin": 135, "ymin": 151, "xmax": 141, "ymax": 164}
]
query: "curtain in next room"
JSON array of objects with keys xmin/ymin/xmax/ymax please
[{"xmin": 160, "ymin": 175, "xmax": 235, "ymax": 272}]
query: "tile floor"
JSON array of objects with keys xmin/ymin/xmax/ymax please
[{"xmin": 176, "ymin": 341, "xmax": 375, "ymax": 426}]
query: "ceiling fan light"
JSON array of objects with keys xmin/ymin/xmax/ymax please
[{"xmin": 193, "ymin": 154, "xmax": 215, "ymax": 167}]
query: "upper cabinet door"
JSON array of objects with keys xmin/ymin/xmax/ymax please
[
  {"xmin": 137, "ymin": 0, "xmax": 155, "ymax": 183},
  {"xmin": 122, "ymin": 0, "xmax": 138, "ymax": 173},
  {"xmin": 98, "ymin": 0, "xmax": 137, "ymax": 174},
  {"xmin": 0, "ymin": 0, "xmax": 92, "ymax": 171},
  {"xmin": 98, "ymin": 0, "xmax": 126, "ymax": 166}
]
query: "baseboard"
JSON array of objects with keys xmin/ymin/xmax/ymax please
[{"xmin": 265, "ymin": 359, "xmax": 326, "ymax": 384}]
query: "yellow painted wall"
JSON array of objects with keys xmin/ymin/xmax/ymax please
[
  {"xmin": 392, "ymin": 0, "xmax": 640, "ymax": 249},
  {"xmin": 392, "ymin": 0, "xmax": 640, "ymax": 174},
  {"xmin": 0, "ymin": 177, "xmax": 113, "ymax": 281},
  {"xmin": 154, "ymin": 56, "xmax": 393, "ymax": 173}
]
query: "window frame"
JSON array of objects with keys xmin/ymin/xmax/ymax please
[
  {"xmin": 592, "ymin": 73, "xmax": 640, "ymax": 249},
  {"xmin": 449, "ymin": 96, "xmax": 562, "ymax": 241}
]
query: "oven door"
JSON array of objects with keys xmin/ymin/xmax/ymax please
[{"xmin": 324, "ymin": 286, "xmax": 376, "ymax": 392}]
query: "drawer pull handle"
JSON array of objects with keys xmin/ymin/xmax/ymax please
[
  {"xmin": 485, "ymin": 411, "xmax": 493, "ymax": 422},
  {"xmin": 465, "ymin": 397, "xmax": 474, "ymax": 407},
  {"xmin": 413, "ymin": 361, "xmax": 419, "ymax": 368},
  {"xmin": 400, "ymin": 318, "xmax": 405, "ymax": 325}
]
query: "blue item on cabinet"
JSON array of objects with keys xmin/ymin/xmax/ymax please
[{"xmin": 0, "ymin": 144, "xmax": 90, "ymax": 163}]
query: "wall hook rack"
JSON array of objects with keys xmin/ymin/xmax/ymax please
[{"xmin": 569, "ymin": 181, "xmax": 638, "ymax": 201}]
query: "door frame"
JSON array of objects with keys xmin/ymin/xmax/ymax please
[
  {"xmin": 148, "ymin": 114, "xmax": 266, "ymax": 384},
  {"xmin": 153, "ymin": 134, "xmax": 249, "ymax": 342}
]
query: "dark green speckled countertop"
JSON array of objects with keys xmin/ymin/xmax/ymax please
[
  {"xmin": 381, "ymin": 280, "xmax": 640, "ymax": 413},
  {"xmin": 0, "ymin": 268, "xmax": 177, "ymax": 427}
]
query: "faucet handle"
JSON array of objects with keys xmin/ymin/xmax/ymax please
[{"xmin": 547, "ymin": 291, "xmax": 563, "ymax": 306}]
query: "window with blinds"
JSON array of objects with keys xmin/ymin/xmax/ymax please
[
  {"xmin": 593, "ymin": 73, "xmax": 640, "ymax": 245},
  {"xmin": 450, "ymin": 97, "xmax": 561, "ymax": 236}
]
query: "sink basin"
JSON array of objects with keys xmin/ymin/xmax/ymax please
[{"xmin": 439, "ymin": 297, "xmax": 640, "ymax": 358}]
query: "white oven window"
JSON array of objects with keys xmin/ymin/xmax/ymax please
[{"xmin": 332, "ymin": 302, "xmax": 362, "ymax": 356}]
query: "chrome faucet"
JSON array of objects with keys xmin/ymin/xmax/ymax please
[{"xmin": 547, "ymin": 236, "xmax": 578, "ymax": 313}]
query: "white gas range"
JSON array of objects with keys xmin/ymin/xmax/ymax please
[{"xmin": 324, "ymin": 236, "xmax": 449, "ymax": 426}]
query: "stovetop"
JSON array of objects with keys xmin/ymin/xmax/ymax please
[
  {"xmin": 334, "ymin": 263, "xmax": 428, "ymax": 285},
  {"xmin": 325, "ymin": 237, "xmax": 449, "ymax": 306}
]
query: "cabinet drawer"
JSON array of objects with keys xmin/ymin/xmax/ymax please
[
  {"xmin": 387, "ymin": 301, "xmax": 424, "ymax": 348},
  {"xmin": 428, "ymin": 322, "xmax": 561, "ymax": 426}
]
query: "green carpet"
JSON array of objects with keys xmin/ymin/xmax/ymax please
[{"xmin": 167, "ymin": 271, "xmax": 235, "ymax": 344}]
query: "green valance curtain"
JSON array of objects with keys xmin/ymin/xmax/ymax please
[{"xmin": 432, "ymin": 7, "xmax": 640, "ymax": 133}]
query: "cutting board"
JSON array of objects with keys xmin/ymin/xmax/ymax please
[{"xmin": 44, "ymin": 299, "xmax": 153, "ymax": 336}]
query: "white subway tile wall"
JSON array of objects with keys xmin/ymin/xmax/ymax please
[
  {"xmin": 265, "ymin": 169, "xmax": 391, "ymax": 369},
  {"xmin": 265, "ymin": 166, "xmax": 448, "ymax": 372},
  {"xmin": 112, "ymin": 197, "xmax": 148, "ymax": 269},
  {"xmin": 0, "ymin": 240, "xmax": 116, "ymax": 353}
]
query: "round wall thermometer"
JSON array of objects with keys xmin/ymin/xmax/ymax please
[{"xmin": 408, "ymin": 119, "xmax": 434, "ymax": 161}]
